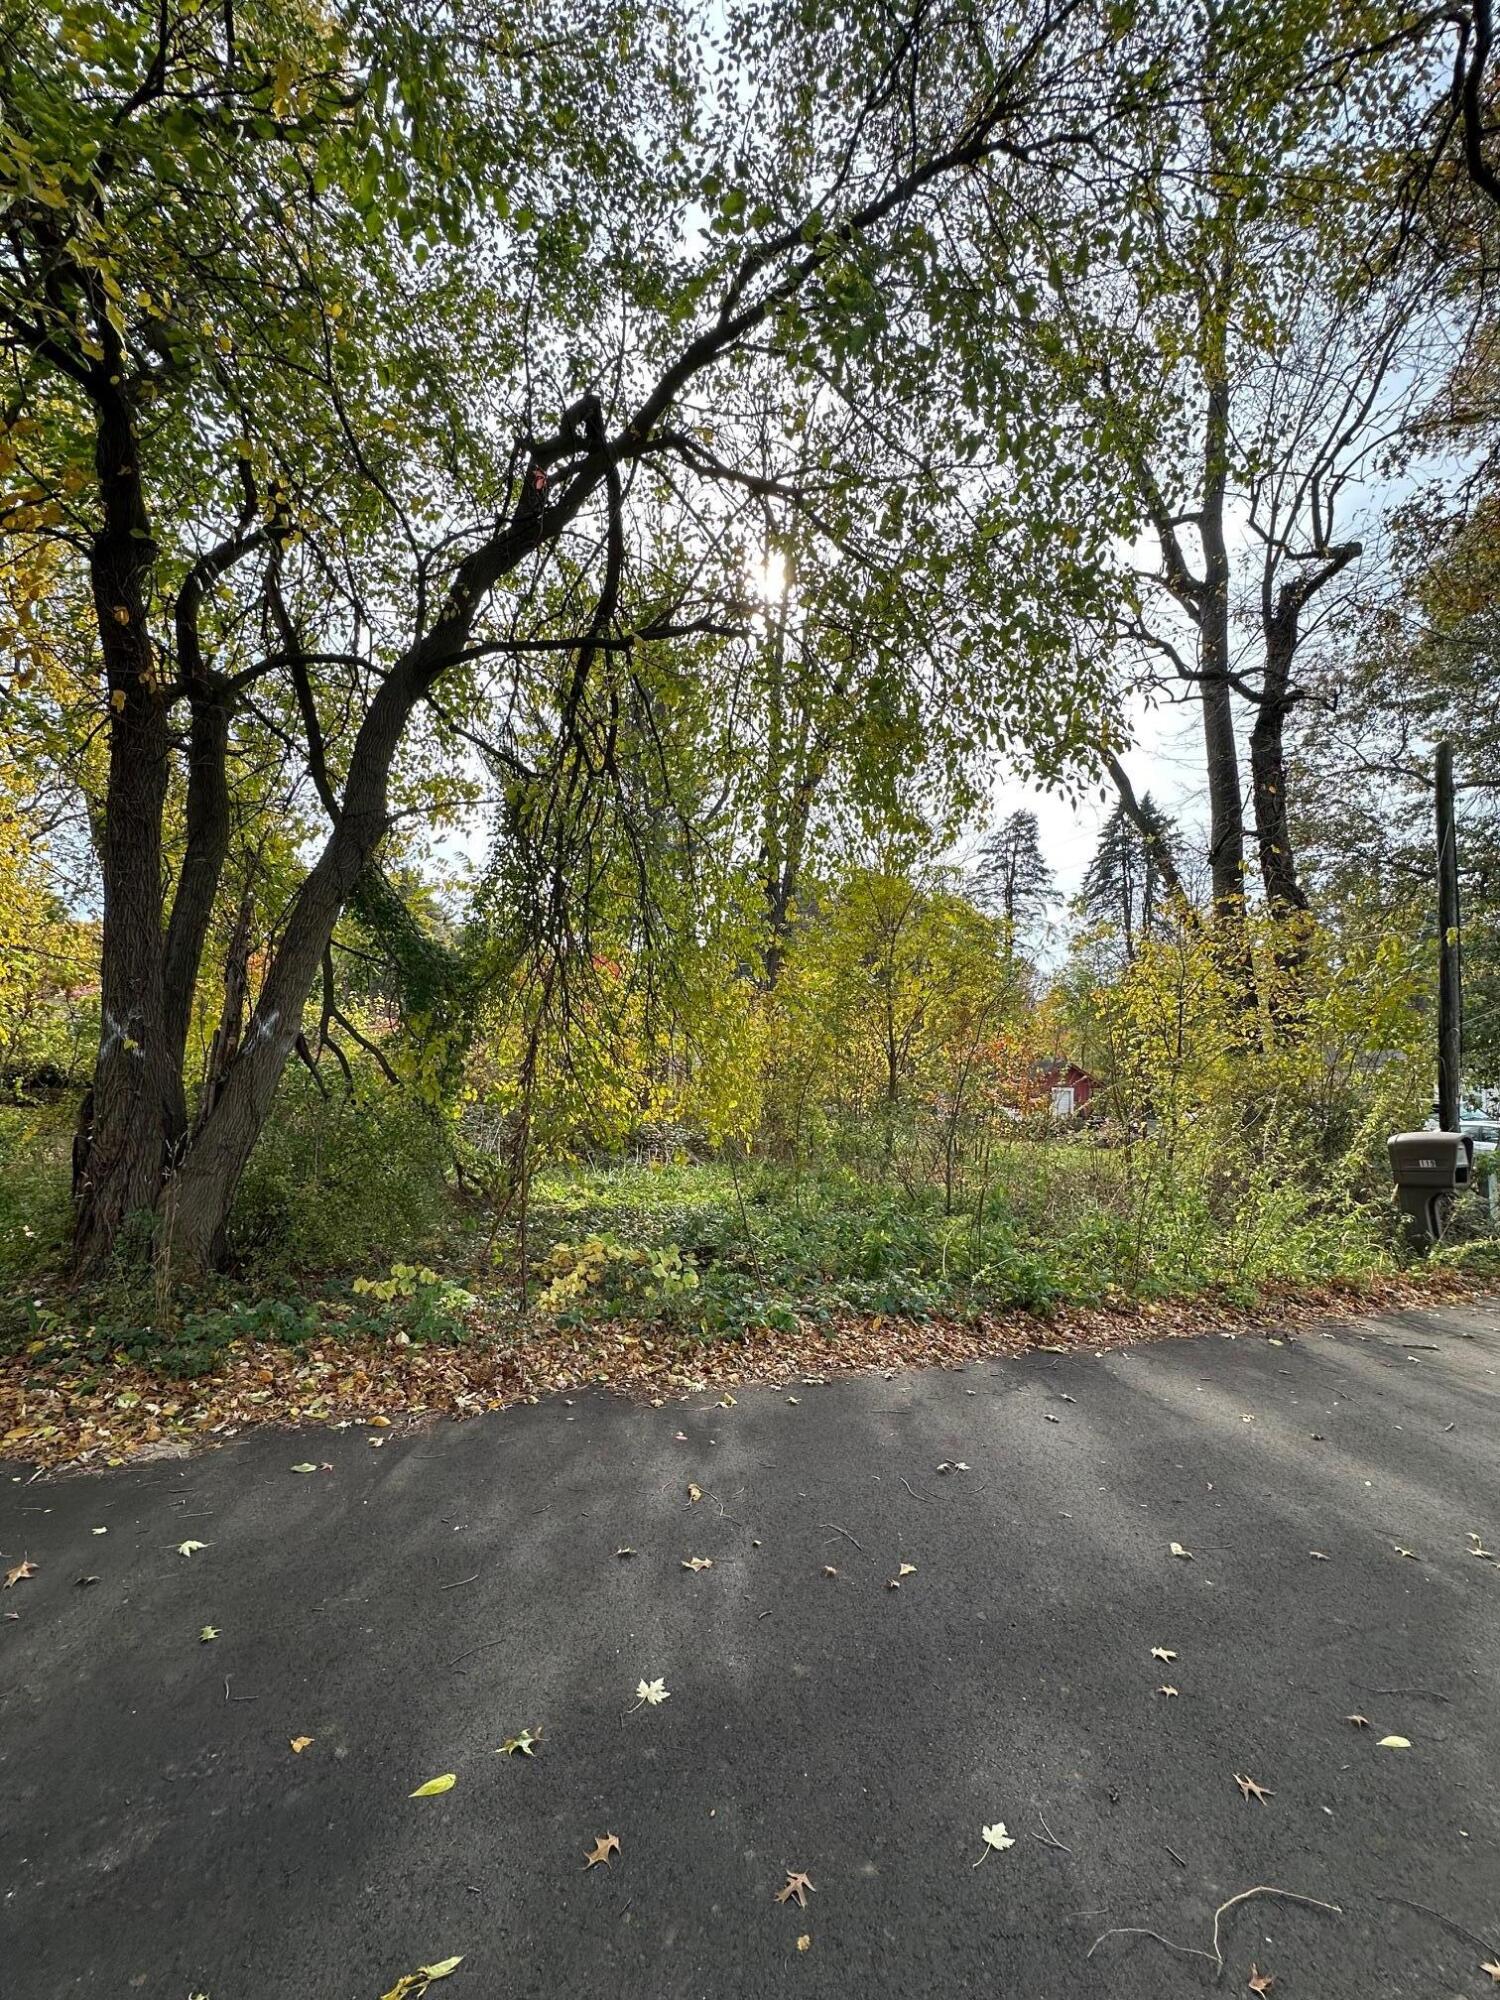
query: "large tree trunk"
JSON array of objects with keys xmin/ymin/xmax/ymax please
[
  {"xmin": 73, "ymin": 388, "xmax": 177, "ymax": 1273},
  {"xmin": 1248, "ymin": 608, "xmax": 1308, "ymax": 920},
  {"xmin": 1198, "ymin": 378, "xmax": 1249, "ymax": 925},
  {"xmin": 158, "ymin": 681, "xmax": 412, "ymax": 1278}
]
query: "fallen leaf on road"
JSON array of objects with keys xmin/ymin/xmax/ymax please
[
  {"xmin": 1157, "ymin": 1686, "xmax": 1179, "ymax": 1697},
  {"xmin": 682, "ymin": 1557, "xmax": 714, "ymax": 1572},
  {"xmin": 787, "ymin": 1396, "xmax": 800, "ymax": 1405},
  {"xmin": 635, "ymin": 1677, "xmax": 669, "ymax": 1706},
  {"xmin": 777, "ymin": 1869, "xmax": 815, "ymax": 1905},
  {"xmin": 200, "ymin": 1626, "xmax": 218, "ymax": 1642},
  {"xmin": 719, "ymin": 1394, "xmax": 735, "ymax": 1408},
  {"xmin": 177, "ymin": 1540, "xmax": 208, "ymax": 1558},
  {"xmin": 615, "ymin": 1547, "xmax": 636, "ymax": 1558},
  {"xmin": 92, "ymin": 1527, "xmax": 107, "ymax": 1535},
  {"xmin": 1376, "ymin": 1735, "xmax": 1410, "ymax": 1749},
  {"xmin": 1169, "ymin": 1542, "xmax": 1193, "ymax": 1560},
  {"xmin": 378, "ymin": 1955, "xmax": 463, "ymax": 1998},
  {"xmin": 1393, "ymin": 1545, "xmax": 1419, "ymax": 1560},
  {"xmin": 75, "ymin": 1574, "xmax": 99, "ymax": 1586},
  {"xmin": 290, "ymin": 1463, "xmax": 316, "ymax": 1474},
  {"xmin": 823, "ymin": 1565, "xmax": 838, "ymax": 1578},
  {"xmin": 1248, "ymin": 1965, "xmax": 1275, "ymax": 1994},
  {"xmin": 1309, "ymin": 1551, "xmax": 1329, "ymax": 1561},
  {"xmin": 1345, "ymin": 1714, "xmax": 1370, "ymax": 1728},
  {"xmin": 898, "ymin": 1563, "xmax": 917, "ymax": 1577},
  {"xmin": 585, "ymin": 1833, "xmax": 620, "ymax": 1868},
  {"xmin": 1235, "ymin": 1773, "xmax": 1273, "ymax": 1803},
  {"xmin": 1152, "ymin": 1647, "xmax": 1177, "ymax": 1663},
  {"xmin": 410, "ymin": 1774, "xmax": 457, "ymax": 1797},
  {"xmin": 1043, "ymin": 1414, "xmax": 1060, "ymax": 1423},
  {"xmin": 497, "ymin": 1730, "xmax": 539, "ymax": 1757},
  {"xmin": 290, "ymin": 1736, "xmax": 314, "ymax": 1753},
  {"xmin": 687, "ymin": 1484, "xmax": 702, "ymax": 1504},
  {"xmin": 369, "ymin": 1415, "xmax": 392, "ymax": 1428},
  {"xmin": 1479, "ymin": 1961, "xmax": 1500, "ymax": 1983},
  {"xmin": 796, "ymin": 1934, "xmax": 811, "ymax": 1951},
  {"xmin": 973, "ymin": 1823, "xmax": 1015, "ymax": 1866},
  {"xmin": 4, "ymin": 1558, "xmax": 37, "ymax": 1588}
]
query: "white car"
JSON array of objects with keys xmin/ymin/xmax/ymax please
[{"xmin": 1462, "ymin": 1117, "xmax": 1499, "ymax": 1158}]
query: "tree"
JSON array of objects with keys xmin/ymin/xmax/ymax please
[
  {"xmin": 2, "ymin": 0, "xmax": 1125, "ymax": 1277},
  {"xmin": 1080, "ymin": 792, "xmax": 1180, "ymax": 964},
  {"xmin": 967, "ymin": 0, "xmax": 1439, "ymax": 982},
  {"xmin": 973, "ymin": 809, "xmax": 1054, "ymax": 965}
]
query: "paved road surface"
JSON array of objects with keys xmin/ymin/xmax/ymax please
[{"xmin": 4, "ymin": 1300, "xmax": 1499, "ymax": 1999}]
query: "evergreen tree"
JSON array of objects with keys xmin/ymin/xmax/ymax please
[
  {"xmin": 1081, "ymin": 795, "xmax": 1179, "ymax": 961},
  {"xmin": 974, "ymin": 811, "xmax": 1055, "ymax": 962}
]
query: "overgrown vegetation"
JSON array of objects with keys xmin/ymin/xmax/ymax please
[{"xmin": 2, "ymin": 1, "xmax": 1499, "ymax": 1427}]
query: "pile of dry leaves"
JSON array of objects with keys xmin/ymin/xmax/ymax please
[{"xmin": 0, "ymin": 1268, "xmax": 1481, "ymax": 1473}]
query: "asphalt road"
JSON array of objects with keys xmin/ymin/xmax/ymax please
[{"xmin": 3, "ymin": 1300, "xmax": 1499, "ymax": 2000}]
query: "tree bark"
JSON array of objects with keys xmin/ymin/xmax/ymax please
[
  {"xmin": 1198, "ymin": 374, "xmax": 1249, "ymax": 924},
  {"xmin": 1249, "ymin": 596, "xmax": 1310, "ymax": 921},
  {"xmin": 73, "ymin": 382, "xmax": 176, "ymax": 1272}
]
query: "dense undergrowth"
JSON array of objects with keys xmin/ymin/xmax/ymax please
[{"xmin": 5, "ymin": 1061, "xmax": 1496, "ymax": 1388}]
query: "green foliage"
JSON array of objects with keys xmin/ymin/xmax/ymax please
[
  {"xmin": 349, "ymin": 1263, "xmax": 476, "ymax": 1343},
  {"xmin": 228, "ymin": 1064, "xmax": 453, "ymax": 1272},
  {"xmin": 537, "ymin": 1235, "xmax": 700, "ymax": 1318},
  {"xmin": 0, "ymin": 1101, "xmax": 74, "ymax": 1284}
]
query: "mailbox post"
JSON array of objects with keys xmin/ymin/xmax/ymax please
[
  {"xmin": 1390, "ymin": 741, "xmax": 1468, "ymax": 1247},
  {"xmin": 1387, "ymin": 1131, "xmax": 1473, "ymax": 1247}
]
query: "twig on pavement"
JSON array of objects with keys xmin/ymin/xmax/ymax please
[
  {"xmin": 1089, "ymin": 1884, "xmax": 1343, "ymax": 1976},
  {"xmin": 1378, "ymin": 1893, "xmax": 1500, "ymax": 1960},
  {"xmin": 821, "ymin": 1521, "xmax": 867, "ymax": 1554},
  {"xmin": 1354, "ymin": 1685, "xmax": 1451, "ymax": 1702},
  {"xmin": 446, "ymin": 1636, "xmax": 507, "ymax": 1671},
  {"xmin": 899, "ymin": 1477, "xmax": 932, "ymax": 1502},
  {"xmin": 1032, "ymin": 1811, "xmax": 1073, "ymax": 1855}
]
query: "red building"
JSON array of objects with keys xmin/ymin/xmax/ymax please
[{"xmin": 1035, "ymin": 1061, "xmax": 1096, "ymax": 1118}]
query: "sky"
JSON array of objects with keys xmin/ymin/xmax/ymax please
[{"xmin": 980, "ymin": 687, "xmax": 1207, "ymax": 902}]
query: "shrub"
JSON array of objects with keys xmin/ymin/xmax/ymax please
[{"xmin": 229, "ymin": 1067, "xmax": 453, "ymax": 1273}]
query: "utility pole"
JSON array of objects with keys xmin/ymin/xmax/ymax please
[{"xmin": 1436, "ymin": 740, "xmax": 1461, "ymax": 1132}]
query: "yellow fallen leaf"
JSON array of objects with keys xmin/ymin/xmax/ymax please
[
  {"xmin": 410, "ymin": 1773, "xmax": 457, "ymax": 1797},
  {"xmin": 378, "ymin": 1955, "xmax": 464, "ymax": 1999},
  {"xmin": 796, "ymin": 1934, "xmax": 811, "ymax": 1952},
  {"xmin": 687, "ymin": 1483, "xmax": 702, "ymax": 1503},
  {"xmin": 1376, "ymin": 1735, "xmax": 1411, "ymax": 1749},
  {"xmin": 290, "ymin": 1736, "xmax": 314, "ymax": 1753}
]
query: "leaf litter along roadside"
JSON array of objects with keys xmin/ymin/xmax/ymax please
[{"xmin": 0, "ymin": 1269, "xmax": 1481, "ymax": 1473}]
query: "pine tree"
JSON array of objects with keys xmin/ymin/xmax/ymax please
[
  {"xmin": 1081, "ymin": 795, "xmax": 1179, "ymax": 960},
  {"xmin": 974, "ymin": 811, "xmax": 1055, "ymax": 963}
]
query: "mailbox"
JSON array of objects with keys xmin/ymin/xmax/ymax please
[{"xmin": 1387, "ymin": 1130, "xmax": 1474, "ymax": 1244}]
